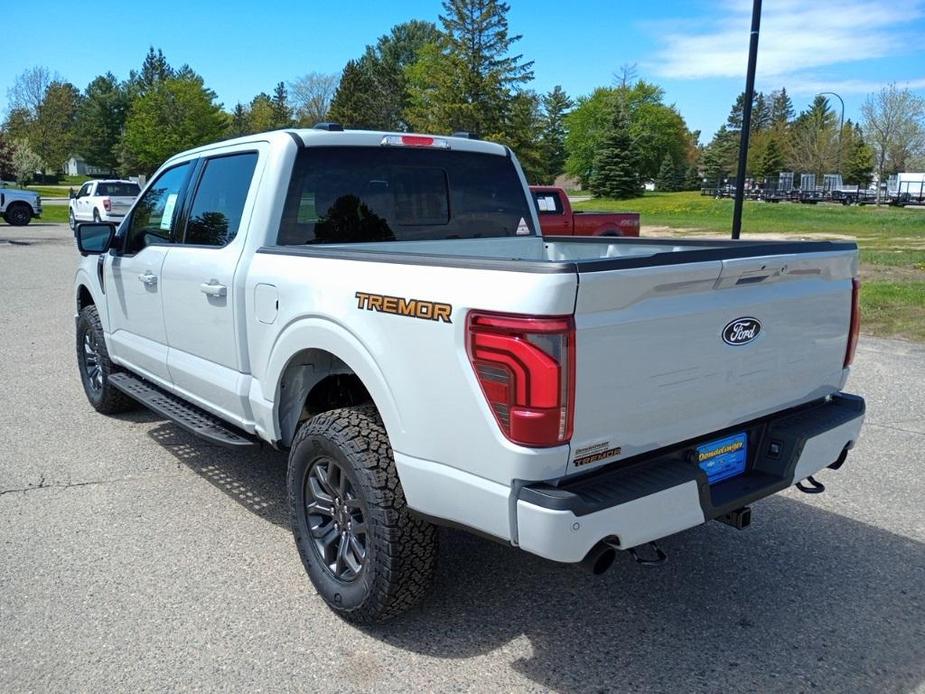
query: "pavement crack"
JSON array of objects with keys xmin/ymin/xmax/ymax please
[
  {"xmin": 0, "ymin": 476, "xmax": 145, "ymax": 497},
  {"xmin": 866, "ymin": 422, "xmax": 925, "ymax": 437}
]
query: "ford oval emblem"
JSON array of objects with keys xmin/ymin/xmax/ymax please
[{"xmin": 722, "ymin": 317, "xmax": 761, "ymax": 345}]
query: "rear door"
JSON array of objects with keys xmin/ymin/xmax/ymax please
[
  {"xmin": 161, "ymin": 147, "xmax": 262, "ymax": 423},
  {"xmin": 568, "ymin": 249, "xmax": 857, "ymax": 474},
  {"xmin": 105, "ymin": 162, "xmax": 194, "ymax": 383}
]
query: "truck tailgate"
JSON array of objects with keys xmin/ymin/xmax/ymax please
[{"xmin": 569, "ymin": 249, "xmax": 857, "ymax": 473}]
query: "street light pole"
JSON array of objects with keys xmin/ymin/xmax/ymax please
[
  {"xmin": 817, "ymin": 91, "xmax": 845, "ymax": 176},
  {"xmin": 731, "ymin": 0, "xmax": 762, "ymax": 240}
]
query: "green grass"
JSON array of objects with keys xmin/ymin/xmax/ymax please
[
  {"xmin": 38, "ymin": 206, "xmax": 69, "ymax": 223},
  {"xmin": 575, "ymin": 191, "xmax": 925, "ymax": 242},
  {"xmin": 860, "ymin": 282, "xmax": 925, "ymax": 341},
  {"xmin": 23, "ymin": 185, "xmax": 77, "ymax": 199},
  {"xmin": 576, "ymin": 191, "xmax": 925, "ymax": 341}
]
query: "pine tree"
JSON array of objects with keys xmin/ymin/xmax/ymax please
[
  {"xmin": 589, "ymin": 104, "xmax": 640, "ymax": 199},
  {"xmin": 130, "ymin": 47, "xmax": 174, "ymax": 96},
  {"xmin": 539, "ymin": 85, "xmax": 572, "ymax": 183},
  {"xmin": 327, "ymin": 59, "xmax": 380, "ymax": 128},
  {"xmin": 756, "ymin": 137, "xmax": 784, "ymax": 181},
  {"xmin": 655, "ymin": 153, "xmax": 677, "ymax": 191},
  {"xmin": 842, "ymin": 125, "xmax": 874, "ymax": 186},
  {"xmin": 271, "ymin": 82, "xmax": 292, "ymax": 128},
  {"xmin": 412, "ymin": 0, "xmax": 534, "ymax": 136},
  {"xmin": 684, "ymin": 163, "xmax": 702, "ymax": 191},
  {"xmin": 228, "ymin": 103, "xmax": 250, "ymax": 137},
  {"xmin": 769, "ymin": 87, "xmax": 794, "ymax": 125}
]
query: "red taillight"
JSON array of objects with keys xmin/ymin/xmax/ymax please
[
  {"xmin": 102, "ymin": 197, "xmax": 111, "ymax": 212},
  {"xmin": 844, "ymin": 277, "xmax": 861, "ymax": 367},
  {"xmin": 467, "ymin": 311, "xmax": 575, "ymax": 447}
]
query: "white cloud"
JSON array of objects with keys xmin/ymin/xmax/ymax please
[
  {"xmin": 782, "ymin": 76, "xmax": 925, "ymax": 95},
  {"xmin": 649, "ymin": 0, "xmax": 924, "ymax": 80}
]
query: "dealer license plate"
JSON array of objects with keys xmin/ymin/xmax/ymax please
[{"xmin": 696, "ymin": 432, "xmax": 747, "ymax": 484}]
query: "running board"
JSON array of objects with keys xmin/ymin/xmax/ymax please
[{"xmin": 108, "ymin": 372, "xmax": 258, "ymax": 448}]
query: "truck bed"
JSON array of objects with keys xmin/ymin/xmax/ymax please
[{"xmin": 260, "ymin": 234, "xmax": 858, "ymax": 477}]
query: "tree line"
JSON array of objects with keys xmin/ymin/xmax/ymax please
[{"xmin": 2, "ymin": 0, "xmax": 923, "ymax": 199}]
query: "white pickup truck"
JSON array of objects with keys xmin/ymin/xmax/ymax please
[
  {"xmin": 68, "ymin": 179, "xmax": 141, "ymax": 229},
  {"xmin": 73, "ymin": 127, "xmax": 865, "ymax": 623},
  {"xmin": 0, "ymin": 185, "xmax": 42, "ymax": 225}
]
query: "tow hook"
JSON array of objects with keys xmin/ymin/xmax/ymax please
[
  {"xmin": 796, "ymin": 475, "xmax": 826, "ymax": 494},
  {"xmin": 627, "ymin": 541, "xmax": 667, "ymax": 567},
  {"xmin": 717, "ymin": 506, "xmax": 752, "ymax": 529}
]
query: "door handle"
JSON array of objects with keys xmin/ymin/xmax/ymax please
[
  {"xmin": 200, "ymin": 280, "xmax": 227, "ymax": 298},
  {"xmin": 137, "ymin": 271, "xmax": 157, "ymax": 287}
]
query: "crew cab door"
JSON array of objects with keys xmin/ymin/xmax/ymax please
[
  {"xmin": 74, "ymin": 182, "xmax": 93, "ymax": 220},
  {"xmin": 104, "ymin": 161, "xmax": 194, "ymax": 383},
  {"xmin": 161, "ymin": 148, "xmax": 262, "ymax": 423},
  {"xmin": 532, "ymin": 190, "xmax": 571, "ymax": 235}
]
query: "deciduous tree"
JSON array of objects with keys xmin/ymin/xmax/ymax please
[
  {"xmin": 861, "ymin": 83, "xmax": 925, "ymax": 201},
  {"xmin": 122, "ymin": 75, "xmax": 226, "ymax": 174},
  {"xmin": 75, "ymin": 73, "xmax": 128, "ymax": 173}
]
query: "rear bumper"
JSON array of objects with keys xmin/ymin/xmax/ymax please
[{"xmin": 516, "ymin": 393, "xmax": 865, "ymax": 562}]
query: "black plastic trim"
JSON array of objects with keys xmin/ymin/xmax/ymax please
[
  {"xmin": 284, "ymin": 130, "xmax": 305, "ymax": 149},
  {"xmin": 519, "ymin": 394, "xmax": 865, "ymax": 518}
]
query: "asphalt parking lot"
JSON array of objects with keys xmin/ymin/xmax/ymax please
[{"xmin": 1, "ymin": 222, "xmax": 923, "ymax": 693}]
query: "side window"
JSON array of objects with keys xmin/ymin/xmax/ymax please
[
  {"xmin": 183, "ymin": 153, "xmax": 258, "ymax": 247},
  {"xmin": 123, "ymin": 163, "xmax": 191, "ymax": 255},
  {"xmin": 77, "ymin": 183, "xmax": 92, "ymax": 198},
  {"xmin": 532, "ymin": 192, "xmax": 562, "ymax": 215}
]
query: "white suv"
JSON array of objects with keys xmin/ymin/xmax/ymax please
[{"xmin": 68, "ymin": 180, "xmax": 141, "ymax": 229}]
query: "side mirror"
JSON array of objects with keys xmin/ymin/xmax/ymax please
[{"xmin": 76, "ymin": 223, "xmax": 116, "ymax": 255}]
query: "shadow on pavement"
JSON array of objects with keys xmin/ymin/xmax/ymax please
[{"xmin": 147, "ymin": 419, "xmax": 924, "ymax": 692}]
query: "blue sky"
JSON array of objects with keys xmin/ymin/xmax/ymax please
[{"xmin": 3, "ymin": 0, "xmax": 924, "ymax": 141}]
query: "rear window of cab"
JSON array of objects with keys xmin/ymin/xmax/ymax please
[{"xmin": 276, "ymin": 146, "xmax": 535, "ymax": 245}]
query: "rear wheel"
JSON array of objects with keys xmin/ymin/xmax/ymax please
[
  {"xmin": 4, "ymin": 202, "xmax": 32, "ymax": 226},
  {"xmin": 600, "ymin": 229, "xmax": 622, "ymax": 237},
  {"xmin": 76, "ymin": 305, "xmax": 137, "ymax": 414},
  {"xmin": 92, "ymin": 209, "xmax": 101, "ymax": 223},
  {"xmin": 287, "ymin": 404, "xmax": 438, "ymax": 623}
]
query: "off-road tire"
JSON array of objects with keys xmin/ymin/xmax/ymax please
[
  {"xmin": 288, "ymin": 405, "xmax": 438, "ymax": 623},
  {"xmin": 93, "ymin": 209, "xmax": 101, "ymax": 223},
  {"xmin": 76, "ymin": 305, "xmax": 137, "ymax": 414},
  {"xmin": 4, "ymin": 202, "xmax": 32, "ymax": 226}
]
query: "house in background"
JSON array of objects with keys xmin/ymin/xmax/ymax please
[{"xmin": 63, "ymin": 155, "xmax": 108, "ymax": 177}]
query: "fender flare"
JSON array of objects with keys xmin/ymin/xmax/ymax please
[
  {"xmin": 74, "ymin": 269, "xmax": 109, "ymax": 331},
  {"xmin": 262, "ymin": 316, "xmax": 404, "ymax": 447}
]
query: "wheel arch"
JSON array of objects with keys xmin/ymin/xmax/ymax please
[{"xmin": 265, "ymin": 318, "xmax": 403, "ymax": 449}]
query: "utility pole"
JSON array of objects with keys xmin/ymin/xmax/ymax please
[
  {"xmin": 731, "ymin": 0, "xmax": 762, "ymax": 240},
  {"xmin": 817, "ymin": 91, "xmax": 845, "ymax": 175}
]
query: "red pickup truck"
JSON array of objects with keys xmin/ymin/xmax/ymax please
[{"xmin": 530, "ymin": 186, "xmax": 640, "ymax": 237}]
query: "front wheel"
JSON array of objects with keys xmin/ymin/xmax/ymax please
[
  {"xmin": 4, "ymin": 203, "xmax": 32, "ymax": 226},
  {"xmin": 287, "ymin": 405, "xmax": 438, "ymax": 623},
  {"xmin": 76, "ymin": 305, "xmax": 138, "ymax": 414},
  {"xmin": 69, "ymin": 208, "xmax": 76, "ymax": 230}
]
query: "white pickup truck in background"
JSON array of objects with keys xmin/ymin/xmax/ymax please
[
  {"xmin": 72, "ymin": 127, "xmax": 865, "ymax": 623},
  {"xmin": 68, "ymin": 179, "xmax": 141, "ymax": 229},
  {"xmin": 0, "ymin": 185, "xmax": 42, "ymax": 226}
]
